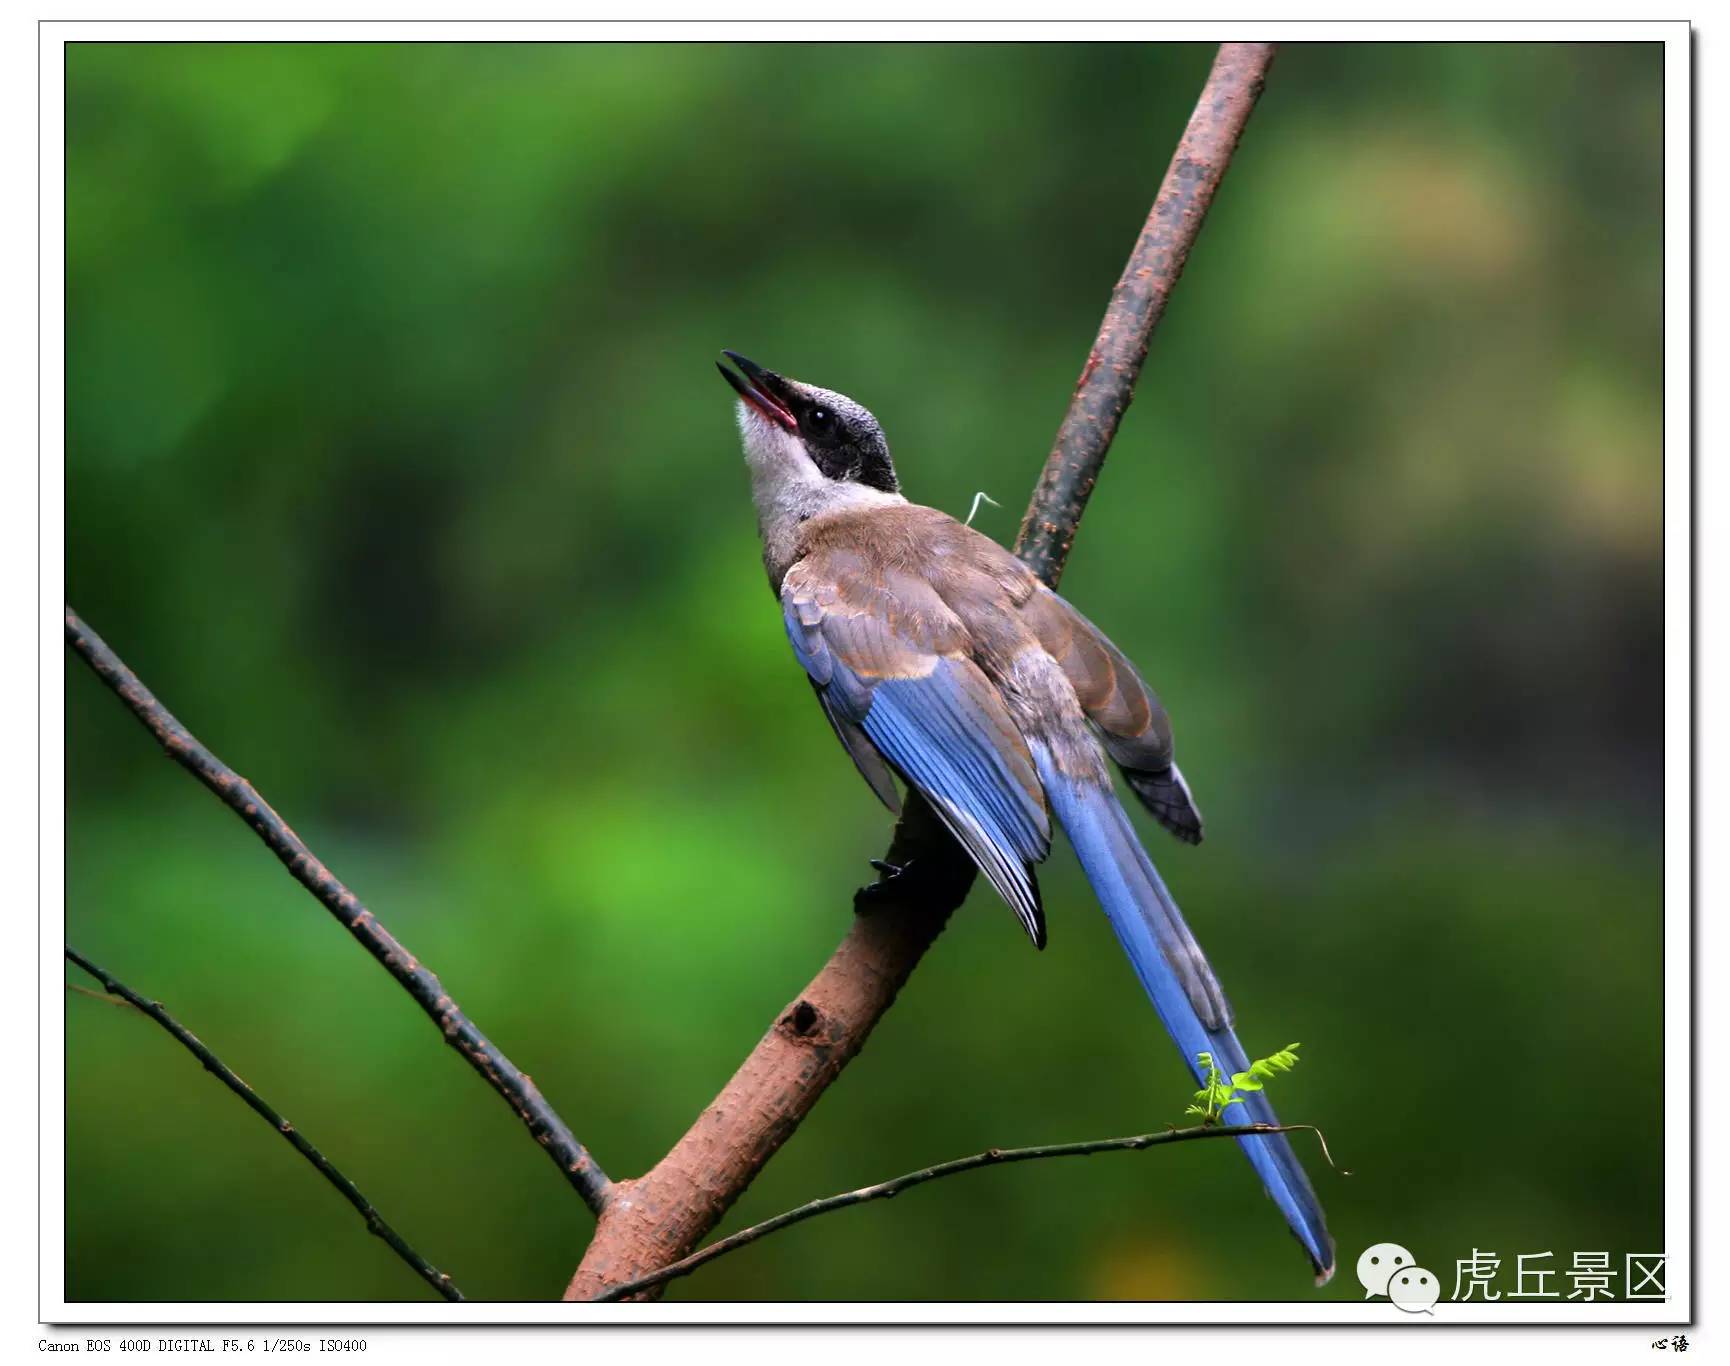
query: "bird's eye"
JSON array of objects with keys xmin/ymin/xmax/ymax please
[{"xmin": 807, "ymin": 407, "xmax": 833, "ymax": 432}]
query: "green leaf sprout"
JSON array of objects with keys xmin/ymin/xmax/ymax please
[{"xmin": 1184, "ymin": 1043, "xmax": 1303, "ymax": 1124}]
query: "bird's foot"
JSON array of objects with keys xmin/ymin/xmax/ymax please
[{"xmin": 854, "ymin": 857, "xmax": 926, "ymax": 914}]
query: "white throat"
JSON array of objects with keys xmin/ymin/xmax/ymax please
[{"xmin": 735, "ymin": 402, "xmax": 904, "ymax": 579}]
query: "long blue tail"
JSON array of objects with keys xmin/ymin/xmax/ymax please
[{"xmin": 1035, "ymin": 752, "xmax": 1335, "ymax": 1283}]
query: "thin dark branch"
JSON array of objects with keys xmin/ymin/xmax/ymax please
[
  {"xmin": 1015, "ymin": 42, "xmax": 1278, "ymax": 588},
  {"xmin": 66, "ymin": 947, "xmax": 465, "ymax": 1302},
  {"xmin": 64, "ymin": 608, "xmax": 612, "ymax": 1216},
  {"xmin": 567, "ymin": 40, "xmax": 1282, "ymax": 1301},
  {"xmin": 591, "ymin": 1121, "xmax": 1338, "ymax": 1302}
]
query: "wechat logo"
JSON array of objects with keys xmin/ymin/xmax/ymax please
[{"xmin": 1358, "ymin": 1242, "xmax": 1439, "ymax": 1315}]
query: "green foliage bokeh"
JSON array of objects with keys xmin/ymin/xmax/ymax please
[{"xmin": 66, "ymin": 41, "xmax": 1663, "ymax": 1303}]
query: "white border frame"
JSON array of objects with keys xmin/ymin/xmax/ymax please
[{"xmin": 37, "ymin": 17, "xmax": 1692, "ymax": 1328}]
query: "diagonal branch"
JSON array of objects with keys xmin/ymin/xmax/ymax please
[
  {"xmin": 66, "ymin": 947, "xmax": 465, "ymax": 1302},
  {"xmin": 590, "ymin": 1122, "xmax": 1338, "ymax": 1302},
  {"xmin": 64, "ymin": 608, "xmax": 612, "ymax": 1216},
  {"xmin": 566, "ymin": 41, "xmax": 1278, "ymax": 1301},
  {"xmin": 1016, "ymin": 41, "xmax": 1277, "ymax": 588}
]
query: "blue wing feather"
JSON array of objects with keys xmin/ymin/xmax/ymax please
[
  {"xmin": 862, "ymin": 672, "xmax": 1049, "ymax": 941},
  {"xmin": 782, "ymin": 586, "xmax": 1050, "ymax": 941}
]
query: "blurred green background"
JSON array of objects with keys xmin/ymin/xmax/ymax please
[{"xmin": 65, "ymin": 41, "xmax": 1663, "ymax": 1303}]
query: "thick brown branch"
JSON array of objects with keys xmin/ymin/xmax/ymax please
[
  {"xmin": 65, "ymin": 608, "xmax": 612, "ymax": 1216},
  {"xmin": 565, "ymin": 799, "xmax": 971, "ymax": 1298},
  {"xmin": 566, "ymin": 42, "xmax": 1278, "ymax": 1301},
  {"xmin": 67, "ymin": 947, "xmax": 465, "ymax": 1302},
  {"xmin": 590, "ymin": 1123, "xmax": 1335, "ymax": 1302}
]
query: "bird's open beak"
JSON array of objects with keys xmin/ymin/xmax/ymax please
[{"xmin": 718, "ymin": 351, "xmax": 797, "ymax": 432}]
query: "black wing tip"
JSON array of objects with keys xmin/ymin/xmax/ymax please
[
  {"xmin": 1017, "ymin": 871, "xmax": 1047, "ymax": 949},
  {"xmin": 1125, "ymin": 764, "xmax": 1205, "ymax": 845}
]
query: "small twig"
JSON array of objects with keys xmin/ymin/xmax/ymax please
[
  {"xmin": 64, "ymin": 608, "xmax": 612, "ymax": 1216},
  {"xmin": 66, "ymin": 947, "xmax": 464, "ymax": 1302},
  {"xmin": 590, "ymin": 1121, "xmax": 1339, "ymax": 1302},
  {"xmin": 66, "ymin": 981, "xmax": 130, "ymax": 1007},
  {"xmin": 964, "ymin": 490, "xmax": 1001, "ymax": 526}
]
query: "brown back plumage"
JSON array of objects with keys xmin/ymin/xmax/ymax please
[{"xmin": 790, "ymin": 504, "xmax": 1202, "ymax": 845}]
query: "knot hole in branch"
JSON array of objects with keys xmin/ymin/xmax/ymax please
[{"xmin": 783, "ymin": 999, "xmax": 821, "ymax": 1038}]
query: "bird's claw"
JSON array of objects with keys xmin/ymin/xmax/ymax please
[{"xmin": 854, "ymin": 857, "xmax": 922, "ymax": 913}]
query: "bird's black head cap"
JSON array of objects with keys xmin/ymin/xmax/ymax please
[{"xmin": 718, "ymin": 351, "xmax": 899, "ymax": 495}]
